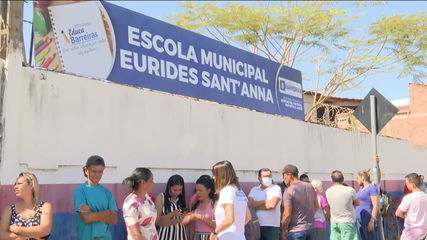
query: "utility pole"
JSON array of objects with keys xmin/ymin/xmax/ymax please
[{"xmin": 370, "ymin": 95, "xmax": 385, "ymax": 240}]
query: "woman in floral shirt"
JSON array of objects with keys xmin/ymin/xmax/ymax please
[{"xmin": 123, "ymin": 168, "xmax": 158, "ymax": 240}]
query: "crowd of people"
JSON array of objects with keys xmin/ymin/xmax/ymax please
[{"xmin": 0, "ymin": 155, "xmax": 426, "ymax": 240}]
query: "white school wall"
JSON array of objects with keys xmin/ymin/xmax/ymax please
[{"xmin": 0, "ymin": 51, "xmax": 426, "ymax": 186}]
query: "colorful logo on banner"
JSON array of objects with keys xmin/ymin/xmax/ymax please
[{"xmin": 33, "ymin": 1, "xmax": 304, "ymax": 120}]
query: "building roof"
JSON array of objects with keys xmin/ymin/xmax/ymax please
[
  {"xmin": 391, "ymin": 98, "xmax": 410, "ymax": 107},
  {"xmin": 303, "ymin": 91, "xmax": 362, "ymax": 103}
]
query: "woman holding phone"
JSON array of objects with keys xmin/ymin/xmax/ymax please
[
  {"xmin": 155, "ymin": 174, "xmax": 188, "ymax": 240},
  {"xmin": 182, "ymin": 175, "xmax": 216, "ymax": 240}
]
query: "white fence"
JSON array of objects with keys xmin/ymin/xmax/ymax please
[{"xmin": 0, "ymin": 50, "xmax": 426, "ymax": 185}]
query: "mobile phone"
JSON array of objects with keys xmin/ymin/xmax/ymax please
[{"xmin": 181, "ymin": 207, "xmax": 189, "ymax": 213}]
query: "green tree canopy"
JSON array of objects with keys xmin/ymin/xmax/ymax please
[{"xmin": 171, "ymin": 2, "xmax": 426, "ymax": 120}]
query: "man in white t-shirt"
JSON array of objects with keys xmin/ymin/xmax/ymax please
[
  {"xmin": 325, "ymin": 170, "xmax": 359, "ymax": 240},
  {"xmin": 248, "ymin": 168, "xmax": 282, "ymax": 240},
  {"xmin": 396, "ymin": 173, "xmax": 427, "ymax": 240}
]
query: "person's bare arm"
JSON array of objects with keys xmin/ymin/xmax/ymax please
[
  {"xmin": 248, "ymin": 197, "xmax": 263, "ymax": 208},
  {"xmin": 370, "ymin": 195, "xmax": 379, "ymax": 221},
  {"xmin": 80, "ymin": 210, "xmax": 114, "ymax": 224},
  {"xmin": 353, "ymin": 198, "xmax": 360, "ymax": 206},
  {"xmin": 154, "ymin": 194, "xmax": 181, "ymax": 227},
  {"xmin": 352, "ymin": 192, "xmax": 360, "ymax": 207},
  {"xmin": 281, "ymin": 205, "xmax": 292, "ymax": 228},
  {"xmin": 368, "ymin": 194, "xmax": 379, "ymax": 231},
  {"xmin": 281, "ymin": 205, "xmax": 292, "ymax": 239},
  {"xmin": 127, "ymin": 224, "xmax": 145, "ymax": 240},
  {"xmin": 182, "ymin": 211, "xmax": 215, "ymax": 229},
  {"xmin": 215, "ymin": 204, "xmax": 234, "ymax": 234},
  {"xmin": 396, "ymin": 194, "xmax": 410, "ymax": 220},
  {"xmin": 245, "ymin": 207, "xmax": 252, "ymax": 224},
  {"xmin": 323, "ymin": 206, "xmax": 331, "ymax": 221},
  {"xmin": 375, "ymin": 155, "xmax": 381, "ymax": 182},
  {"xmin": 192, "ymin": 213, "xmax": 216, "ymax": 229},
  {"xmin": 103, "ymin": 211, "xmax": 117, "ymax": 225},
  {"xmin": 79, "ymin": 204, "xmax": 115, "ymax": 224},
  {"xmin": 395, "ymin": 209, "xmax": 406, "ymax": 219},
  {"xmin": 313, "ymin": 191, "xmax": 319, "ymax": 210},
  {"xmin": 9, "ymin": 202, "xmax": 53, "ymax": 239},
  {"xmin": 154, "ymin": 194, "xmax": 164, "ymax": 226},
  {"xmin": 0, "ymin": 207, "xmax": 26, "ymax": 240},
  {"xmin": 250, "ymin": 197, "xmax": 281, "ymax": 210}
]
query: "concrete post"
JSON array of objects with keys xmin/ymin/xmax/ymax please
[{"xmin": 5, "ymin": 0, "xmax": 25, "ymax": 62}]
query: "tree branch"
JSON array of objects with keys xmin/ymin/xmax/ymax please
[{"xmin": 290, "ymin": 35, "xmax": 305, "ymax": 67}]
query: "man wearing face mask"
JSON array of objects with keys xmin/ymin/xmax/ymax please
[{"xmin": 248, "ymin": 168, "xmax": 282, "ymax": 240}]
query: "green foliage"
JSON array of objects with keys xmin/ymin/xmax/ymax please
[
  {"xmin": 370, "ymin": 13, "xmax": 427, "ymax": 82},
  {"xmin": 171, "ymin": 2, "xmax": 427, "ymax": 119},
  {"xmin": 172, "ymin": 2, "xmax": 349, "ymax": 62}
]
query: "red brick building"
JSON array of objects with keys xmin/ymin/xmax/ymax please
[
  {"xmin": 381, "ymin": 83, "xmax": 427, "ymax": 147},
  {"xmin": 304, "ymin": 83, "xmax": 427, "ymax": 147}
]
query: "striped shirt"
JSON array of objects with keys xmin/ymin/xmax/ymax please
[{"xmin": 158, "ymin": 193, "xmax": 188, "ymax": 240}]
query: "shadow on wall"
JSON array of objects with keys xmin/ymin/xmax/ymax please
[{"xmin": 50, "ymin": 210, "xmax": 127, "ymax": 240}]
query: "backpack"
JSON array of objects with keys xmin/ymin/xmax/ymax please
[{"xmin": 244, "ymin": 206, "xmax": 261, "ymax": 240}]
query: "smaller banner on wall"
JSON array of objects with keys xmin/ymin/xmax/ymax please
[{"xmin": 33, "ymin": 1, "xmax": 305, "ymax": 120}]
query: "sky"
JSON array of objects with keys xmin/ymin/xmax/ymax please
[{"xmin": 22, "ymin": 1, "xmax": 426, "ymax": 101}]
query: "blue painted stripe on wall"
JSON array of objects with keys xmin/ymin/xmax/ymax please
[
  {"xmin": 49, "ymin": 191, "xmax": 405, "ymax": 239},
  {"xmin": 51, "ymin": 210, "xmax": 127, "ymax": 240}
]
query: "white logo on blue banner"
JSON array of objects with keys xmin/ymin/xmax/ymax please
[{"xmin": 48, "ymin": 1, "xmax": 305, "ymax": 120}]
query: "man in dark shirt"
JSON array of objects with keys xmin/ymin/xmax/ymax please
[{"xmin": 281, "ymin": 165, "xmax": 318, "ymax": 240}]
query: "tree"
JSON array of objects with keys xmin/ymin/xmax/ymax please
[{"xmin": 171, "ymin": 2, "xmax": 426, "ymax": 121}]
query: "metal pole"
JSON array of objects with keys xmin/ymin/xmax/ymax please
[
  {"xmin": 370, "ymin": 95, "xmax": 385, "ymax": 240},
  {"xmin": 29, "ymin": 26, "xmax": 34, "ymax": 66}
]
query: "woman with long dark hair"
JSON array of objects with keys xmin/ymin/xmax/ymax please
[
  {"xmin": 122, "ymin": 168, "xmax": 158, "ymax": 240},
  {"xmin": 155, "ymin": 174, "xmax": 188, "ymax": 240},
  {"xmin": 182, "ymin": 175, "xmax": 216, "ymax": 240},
  {"xmin": 210, "ymin": 161, "xmax": 251, "ymax": 240}
]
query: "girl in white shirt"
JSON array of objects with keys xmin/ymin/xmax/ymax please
[{"xmin": 210, "ymin": 161, "xmax": 251, "ymax": 240}]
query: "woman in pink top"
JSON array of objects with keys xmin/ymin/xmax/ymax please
[
  {"xmin": 182, "ymin": 175, "xmax": 216, "ymax": 240},
  {"xmin": 311, "ymin": 179, "xmax": 330, "ymax": 240},
  {"xmin": 396, "ymin": 173, "xmax": 427, "ymax": 240}
]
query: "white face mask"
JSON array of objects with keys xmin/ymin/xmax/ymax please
[{"xmin": 261, "ymin": 177, "xmax": 273, "ymax": 187}]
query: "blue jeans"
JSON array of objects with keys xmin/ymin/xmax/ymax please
[
  {"xmin": 356, "ymin": 219, "xmax": 378, "ymax": 240},
  {"xmin": 260, "ymin": 226, "xmax": 280, "ymax": 240},
  {"xmin": 288, "ymin": 229, "xmax": 314, "ymax": 240}
]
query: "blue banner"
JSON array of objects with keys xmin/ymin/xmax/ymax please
[{"xmin": 34, "ymin": 1, "xmax": 304, "ymax": 120}]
